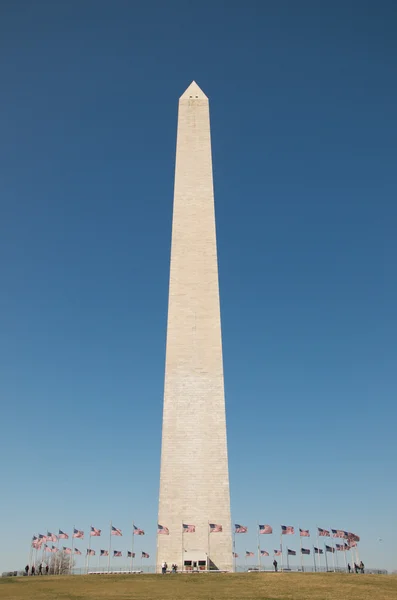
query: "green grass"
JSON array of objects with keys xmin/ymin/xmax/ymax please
[{"xmin": 1, "ymin": 572, "xmax": 396, "ymax": 600}]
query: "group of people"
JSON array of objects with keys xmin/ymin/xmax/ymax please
[
  {"xmin": 25, "ymin": 563, "xmax": 49, "ymax": 576},
  {"xmin": 161, "ymin": 561, "xmax": 178, "ymax": 574},
  {"xmin": 348, "ymin": 561, "xmax": 365, "ymax": 574}
]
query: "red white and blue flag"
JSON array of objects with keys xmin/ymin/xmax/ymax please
[
  {"xmin": 47, "ymin": 532, "xmax": 58, "ymax": 542},
  {"xmin": 209, "ymin": 523, "xmax": 222, "ymax": 533},
  {"xmin": 287, "ymin": 549, "xmax": 296, "ymax": 556},
  {"xmin": 59, "ymin": 530, "xmax": 69, "ymax": 540},
  {"xmin": 259, "ymin": 524, "xmax": 272, "ymax": 534},
  {"xmin": 31, "ymin": 536, "xmax": 39, "ymax": 548},
  {"xmin": 38, "ymin": 534, "xmax": 47, "ymax": 543},
  {"xmin": 260, "ymin": 550, "xmax": 269, "ymax": 556},
  {"xmin": 51, "ymin": 546, "xmax": 58, "ymax": 553},
  {"xmin": 111, "ymin": 526, "xmax": 122, "ymax": 536},
  {"xmin": 318, "ymin": 528, "xmax": 330, "ymax": 537},
  {"xmin": 183, "ymin": 524, "xmax": 196, "ymax": 533},
  {"xmin": 235, "ymin": 524, "xmax": 247, "ymax": 533},
  {"xmin": 63, "ymin": 547, "xmax": 72, "ymax": 555},
  {"xmin": 299, "ymin": 529, "xmax": 310, "ymax": 537},
  {"xmin": 233, "ymin": 552, "xmax": 239, "ymax": 558},
  {"xmin": 332, "ymin": 529, "xmax": 344, "ymax": 538},
  {"xmin": 246, "ymin": 551, "xmax": 254, "ymax": 557},
  {"xmin": 336, "ymin": 544, "xmax": 348, "ymax": 551},
  {"xmin": 281, "ymin": 525, "xmax": 294, "ymax": 535},
  {"xmin": 90, "ymin": 527, "xmax": 101, "ymax": 537},
  {"xmin": 301, "ymin": 548, "xmax": 310, "ymax": 555},
  {"xmin": 274, "ymin": 550, "xmax": 282, "ymax": 556},
  {"xmin": 113, "ymin": 551, "xmax": 122, "ymax": 557},
  {"xmin": 100, "ymin": 550, "xmax": 109, "ymax": 556},
  {"xmin": 142, "ymin": 552, "xmax": 149, "ymax": 558},
  {"xmin": 74, "ymin": 548, "xmax": 82, "ymax": 555},
  {"xmin": 133, "ymin": 525, "xmax": 144, "ymax": 535},
  {"xmin": 73, "ymin": 529, "xmax": 84, "ymax": 539},
  {"xmin": 128, "ymin": 551, "xmax": 135, "ymax": 558},
  {"xmin": 158, "ymin": 524, "xmax": 169, "ymax": 535},
  {"xmin": 87, "ymin": 549, "xmax": 95, "ymax": 556},
  {"xmin": 44, "ymin": 545, "xmax": 52, "ymax": 553},
  {"xmin": 314, "ymin": 547, "xmax": 323, "ymax": 554},
  {"xmin": 325, "ymin": 545, "xmax": 335, "ymax": 553}
]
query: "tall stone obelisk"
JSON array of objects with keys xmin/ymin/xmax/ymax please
[{"xmin": 157, "ymin": 82, "xmax": 232, "ymax": 572}]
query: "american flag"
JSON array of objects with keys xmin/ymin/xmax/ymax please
[
  {"xmin": 301, "ymin": 548, "xmax": 310, "ymax": 555},
  {"xmin": 63, "ymin": 547, "xmax": 72, "ymax": 555},
  {"xmin": 113, "ymin": 551, "xmax": 122, "ymax": 557},
  {"xmin": 314, "ymin": 547, "xmax": 323, "ymax": 554},
  {"xmin": 158, "ymin": 524, "xmax": 169, "ymax": 535},
  {"xmin": 100, "ymin": 550, "xmax": 109, "ymax": 556},
  {"xmin": 281, "ymin": 525, "xmax": 294, "ymax": 535},
  {"xmin": 74, "ymin": 548, "xmax": 82, "ymax": 555},
  {"xmin": 73, "ymin": 528, "xmax": 84, "ymax": 539},
  {"xmin": 47, "ymin": 532, "xmax": 58, "ymax": 542},
  {"xmin": 111, "ymin": 526, "xmax": 122, "ymax": 536},
  {"xmin": 209, "ymin": 523, "xmax": 222, "ymax": 533},
  {"xmin": 260, "ymin": 550, "xmax": 269, "ymax": 556},
  {"xmin": 325, "ymin": 545, "xmax": 335, "ymax": 553},
  {"xmin": 87, "ymin": 549, "xmax": 96, "ymax": 556},
  {"xmin": 39, "ymin": 534, "xmax": 47, "ymax": 542},
  {"xmin": 336, "ymin": 544, "xmax": 347, "ymax": 551},
  {"xmin": 59, "ymin": 530, "xmax": 69, "ymax": 539},
  {"xmin": 299, "ymin": 529, "xmax": 310, "ymax": 537},
  {"xmin": 31, "ymin": 536, "xmax": 39, "ymax": 548},
  {"xmin": 234, "ymin": 524, "xmax": 247, "ymax": 533},
  {"xmin": 348, "ymin": 540, "xmax": 357, "ymax": 548},
  {"xmin": 348, "ymin": 532, "xmax": 360, "ymax": 542},
  {"xmin": 90, "ymin": 527, "xmax": 101, "ymax": 537},
  {"xmin": 51, "ymin": 546, "xmax": 58, "ymax": 553},
  {"xmin": 259, "ymin": 524, "xmax": 272, "ymax": 534},
  {"xmin": 133, "ymin": 525, "xmax": 145, "ymax": 535},
  {"xmin": 44, "ymin": 545, "xmax": 52, "ymax": 553},
  {"xmin": 332, "ymin": 529, "xmax": 345, "ymax": 538},
  {"xmin": 128, "ymin": 551, "xmax": 135, "ymax": 558},
  {"xmin": 274, "ymin": 550, "xmax": 282, "ymax": 556},
  {"xmin": 318, "ymin": 528, "xmax": 330, "ymax": 537},
  {"xmin": 142, "ymin": 552, "xmax": 149, "ymax": 558},
  {"xmin": 233, "ymin": 552, "xmax": 239, "ymax": 558},
  {"xmin": 183, "ymin": 524, "xmax": 196, "ymax": 533},
  {"xmin": 246, "ymin": 551, "xmax": 254, "ymax": 557},
  {"xmin": 287, "ymin": 549, "xmax": 296, "ymax": 556}
]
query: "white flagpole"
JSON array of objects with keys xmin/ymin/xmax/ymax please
[
  {"xmin": 316, "ymin": 527, "xmax": 322, "ymax": 571},
  {"xmin": 343, "ymin": 544, "xmax": 348, "ymax": 572},
  {"xmin": 299, "ymin": 526, "xmax": 303, "ymax": 572},
  {"xmin": 207, "ymin": 522, "xmax": 210, "ymax": 571},
  {"xmin": 107, "ymin": 522, "xmax": 112, "ymax": 573},
  {"xmin": 313, "ymin": 545, "xmax": 316, "ymax": 572},
  {"xmin": 286, "ymin": 548, "xmax": 290, "ymax": 570},
  {"xmin": 280, "ymin": 530, "xmax": 283, "ymax": 572},
  {"xmin": 324, "ymin": 543, "xmax": 328, "ymax": 572},
  {"xmin": 131, "ymin": 522, "xmax": 134, "ymax": 573},
  {"xmin": 181, "ymin": 522, "xmax": 184, "ymax": 572},
  {"xmin": 70, "ymin": 527, "xmax": 75, "ymax": 575},
  {"xmin": 330, "ymin": 527, "xmax": 336, "ymax": 572},
  {"xmin": 56, "ymin": 536, "xmax": 60, "ymax": 574},
  {"xmin": 257, "ymin": 523, "xmax": 261, "ymax": 571},
  {"xmin": 233, "ymin": 530, "xmax": 236, "ymax": 572},
  {"xmin": 86, "ymin": 526, "xmax": 91, "ymax": 574}
]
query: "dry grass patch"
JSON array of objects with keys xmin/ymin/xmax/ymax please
[{"xmin": 0, "ymin": 572, "xmax": 396, "ymax": 600}]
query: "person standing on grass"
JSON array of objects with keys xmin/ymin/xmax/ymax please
[
  {"xmin": 273, "ymin": 559, "xmax": 278, "ymax": 572},
  {"xmin": 348, "ymin": 563, "xmax": 351, "ymax": 573},
  {"xmin": 360, "ymin": 561, "xmax": 365, "ymax": 574},
  {"xmin": 31, "ymin": 565, "xmax": 35, "ymax": 576},
  {"xmin": 25, "ymin": 565, "xmax": 29, "ymax": 576}
]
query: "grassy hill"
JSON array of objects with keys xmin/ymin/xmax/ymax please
[{"xmin": 1, "ymin": 572, "xmax": 396, "ymax": 600}]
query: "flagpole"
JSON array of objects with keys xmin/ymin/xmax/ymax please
[
  {"xmin": 56, "ymin": 535, "xmax": 60, "ymax": 575},
  {"xmin": 286, "ymin": 548, "xmax": 290, "ymax": 570},
  {"xmin": 233, "ymin": 530, "xmax": 236, "ymax": 573},
  {"xmin": 181, "ymin": 522, "xmax": 184, "ymax": 573},
  {"xmin": 28, "ymin": 537, "xmax": 33, "ymax": 573},
  {"xmin": 70, "ymin": 526, "xmax": 74, "ymax": 575},
  {"xmin": 299, "ymin": 526, "xmax": 303, "ymax": 572},
  {"xmin": 316, "ymin": 527, "xmax": 322, "ymax": 571},
  {"xmin": 207, "ymin": 521, "xmax": 210, "ymax": 571},
  {"xmin": 280, "ymin": 530, "xmax": 283, "ymax": 572},
  {"xmin": 107, "ymin": 522, "xmax": 112, "ymax": 573},
  {"xmin": 131, "ymin": 522, "xmax": 134, "ymax": 573},
  {"xmin": 313, "ymin": 545, "xmax": 316, "ymax": 572},
  {"xmin": 343, "ymin": 544, "xmax": 348, "ymax": 572},
  {"xmin": 330, "ymin": 527, "xmax": 336, "ymax": 572},
  {"xmin": 257, "ymin": 523, "xmax": 261, "ymax": 571},
  {"xmin": 324, "ymin": 543, "xmax": 328, "ymax": 572},
  {"xmin": 86, "ymin": 526, "xmax": 91, "ymax": 574}
]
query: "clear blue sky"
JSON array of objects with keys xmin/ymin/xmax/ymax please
[{"xmin": 1, "ymin": 0, "xmax": 396, "ymax": 573}]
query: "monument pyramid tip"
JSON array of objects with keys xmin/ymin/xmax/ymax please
[{"xmin": 180, "ymin": 81, "xmax": 208, "ymax": 100}]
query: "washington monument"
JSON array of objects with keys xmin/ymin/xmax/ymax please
[{"xmin": 157, "ymin": 82, "xmax": 232, "ymax": 572}]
